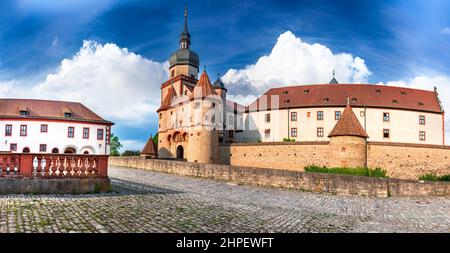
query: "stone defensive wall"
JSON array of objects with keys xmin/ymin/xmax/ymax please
[
  {"xmin": 109, "ymin": 156, "xmax": 450, "ymax": 197},
  {"xmin": 218, "ymin": 141, "xmax": 450, "ymax": 180}
]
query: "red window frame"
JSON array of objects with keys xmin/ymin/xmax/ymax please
[
  {"xmin": 68, "ymin": 126, "xmax": 75, "ymax": 138},
  {"xmin": 39, "ymin": 144, "xmax": 47, "ymax": 152},
  {"xmin": 40, "ymin": 124, "xmax": 48, "ymax": 133},
  {"xmin": 5, "ymin": 124, "xmax": 12, "ymax": 136},
  {"xmin": 97, "ymin": 129, "xmax": 104, "ymax": 140},
  {"xmin": 10, "ymin": 143, "xmax": 17, "ymax": 151},
  {"xmin": 83, "ymin": 127, "xmax": 90, "ymax": 139},
  {"xmin": 20, "ymin": 125, "xmax": 27, "ymax": 136}
]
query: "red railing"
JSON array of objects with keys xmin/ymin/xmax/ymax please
[{"xmin": 0, "ymin": 154, "xmax": 108, "ymax": 178}]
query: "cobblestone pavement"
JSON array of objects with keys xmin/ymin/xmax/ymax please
[{"xmin": 0, "ymin": 166, "xmax": 449, "ymax": 233}]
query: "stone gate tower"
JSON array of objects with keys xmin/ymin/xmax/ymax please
[{"xmin": 156, "ymin": 9, "xmax": 224, "ymax": 164}]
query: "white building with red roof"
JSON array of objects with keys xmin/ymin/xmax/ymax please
[
  {"xmin": 238, "ymin": 78, "xmax": 445, "ymax": 145},
  {"xmin": 0, "ymin": 99, "xmax": 113, "ymax": 154}
]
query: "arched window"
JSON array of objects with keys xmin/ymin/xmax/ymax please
[
  {"xmin": 52, "ymin": 148, "xmax": 59, "ymax": 154},
  {"xmin": 64, "ymin": 147, "xmax": 76, "ymax": 154},
  {"xmin": 22, "ymin": 147, "xmax": 30, "ymax": 153},
  {"xmin": 83, "ymin": 151, "xmax": 89, "ymax": 155}
]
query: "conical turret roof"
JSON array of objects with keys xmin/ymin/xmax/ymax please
[
  {"xmin": 193, "ymin": 70, "xmax": 216, "ymax": 98},
  {"xmin": 328, "ymin": 103, "xmax": 368, "ymax": 138},
  {"xmin": 141, "ymin": 135, "xmax": 157, "ymax": 156}
]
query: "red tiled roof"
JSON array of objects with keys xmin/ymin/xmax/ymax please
[
  {"xmin": 193, "ymin": 71, "xmax": 216, "ymax": 98},
  {"xmin": 141, "ymin": 135, "xmax": 157, "ymax": 155},
  {"xmin": 328, "ymin": 103, "xmax": 369, "ymax": 138},
  {"xmin": 157, "ymin": 85, "xmax": 177, "ymax": 112},
  {"xmin": 248, "ymin": 84, "xmax": 442, "ymax": 113},
  {"xmin": 0, "ymin": 99, "xmax": 112, "ymax": 124}
]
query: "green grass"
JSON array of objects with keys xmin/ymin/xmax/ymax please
[
  {"xmin": 304, "ymin": 165, "xmax": 388, "ymax": 178},
  {"xmin": 418, "ymin": 173, "xmax": 450, "ymax": 181}
]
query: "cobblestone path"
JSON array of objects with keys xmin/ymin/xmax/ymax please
[{"xmin": 0, "ymin": 166, "xmax": 449, "ymax": 233}]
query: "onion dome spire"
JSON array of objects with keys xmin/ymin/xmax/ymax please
[{"xmin": 180, "ymin": 7, "xmax": 191, "ymax": 49}]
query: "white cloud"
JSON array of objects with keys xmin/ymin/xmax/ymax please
[
  {"xmin": 441, "ymin": 27, "xmax": 450, "ymax": 35},
  {"xmin": 0, "ymin": 40, "xmax": 169, "ymax": 151},
  {"xmin": 379, "ymin": 75, "xmax": 450, "ymax": 144},
  {"xmin": 30, "ymin": 40, "xmax": 168, "ymax": 126},
  {"xmin": 222, "ymin": 31, "xmax": 372, "ymax": 105},
  {"xmin": 121, "ymin": 139, "xmax": 146, "ymax": 151}
]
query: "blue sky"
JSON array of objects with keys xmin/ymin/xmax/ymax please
[{"xmin": 0, "ymin": 0, "xmax": 450, "ymax": 150}]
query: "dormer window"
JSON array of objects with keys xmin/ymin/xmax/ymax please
[
  {"xmin": 19, "ymin": 110, "xmax": 28, "ymax": 116},
  {"xmin": 401, "ymin": 91, "xmax": 406, "ymax": 96},
  {"xmin": 418, "ymin": 102, "xmax": 424, "ymax": 107},
  {"xmin": 351, "ymin": 97, "xmax": 357, "ymax": 103},
  {"xmin": 392, "ymin": 100, "xmax": 398, "ymax": 105},
  {"xmin": 64, "ymin": 112, "xmax": 72, "ymax": 117},
  {"xmin": 304, "ymin": 89, "xmax": 310, "ymax": 94},
  {"xmin": 376, "ymin": 89, "xmax": 381, "ymax": 94},
  {"xmin": 323, "ymin": 97, "xmax": 329, "ymax": 103}
]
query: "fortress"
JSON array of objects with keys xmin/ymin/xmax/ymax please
[{"xmin": 154, "ymin": 10, "xmax": 450, "ymax": 180}]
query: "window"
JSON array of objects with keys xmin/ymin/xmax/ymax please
[
  {"xmin": 5, "ymin": 125, "xmax": 12, "ymax": 136},
  {"xmin": 392, "ymin": 100, "xmax": 398, "ymax": 105},
  {"xmin": 39, "ymin": 144, "xmax": 47, "ymax": 152},
  {"xmin": 264, "ymin": 129, "xmax": 270, "ymax": 138},
  {"xmin": 419, "ymin": 115, "xmax": 425, "ymax": 125},
  {"xmin": 291, "ymin": 128, "xmax": 297, "ymax": 137},
  {"xmin": 376, "ymin": 89, "xmax": 381, "ymax": 94},
  {"xmin": 20, "ymin": 125, "xmax": 27, "ymax": 136},
  {"xmin": 304, "ymin": 89, "xmax": 310, "ymax": 94},
  {"xmin": 317, "ymin": 111, "xmax": 324, "ymax": 120},
  {"xmin": 383, "ymin": 112, "xmax": 390, "ymax": 122},
  {"xmin": 52, "ymin": 148, "xmax": 59, "ymax": 154},
  {"xmin": 184, "ymin": 90, "xmax": 188, "ymax": 96},
  {"xmin": 64, "ymin": 112, "xmax": 72, "ymax": 117},
  {"xmin": 317, "ymin": 127, "xmax": 324, "ymax": 137},
  {"xmin": 171, "ymin": 70, "xmax": 175, "ymax": 77},
  {"xmin": 68, "ymin": 127, "xmax": 75, "ymax": 138},
  {"xmin": 418, "ymin": 102, "xmax": 424, "ymax": 107},
  {"xmin": 323, "ymin": 98, "xmax": 329, "ymax": 103},
  {"xmin": 335, "ymin": 111, "xmax": 341, "ymax": 120},
  {"xmin": 97, "ymin": 129, "xmax": 104, "ymax": 140},
  {"xmin": 265, "ymin": 113, "xmax": 271, "ymax": 123},
  {"xmin": 351, "ymin": 97, "xmax": 357, "ymax": 103},
  {"xmin": 10, "ymin": 143, "xmax": 17, "ymax": 151},
  {"xmin": 83, "ymin": 128, "xmax": 89, "ymax": 139},
  {"xmin": 40, "ymin": 124, "xmax": 48, "ymax": 133},
  {"xmin": 291, "ymin": 112, "xmax": 297, "ymax": 121},
  {"xmin": 401, "ymin": 91, "xmax": 406, "ymax": 96},
  {"xmin": 20, "ymin": 110, "xmax": 28, "ymax": 116},
  {"xmin": 307, "ymin": 112, "xmax": 311, "ymax": 118},
  {"xmin": 419, "ymin": 131, "xmax": 426, "ymax": 141},
  {"xmin": 159, "ymin": 113, "xmax": 162, "ymax": 119},
  {"xmin": 383, "ymin": 129, "xmax": 390, "ymax": 138}
]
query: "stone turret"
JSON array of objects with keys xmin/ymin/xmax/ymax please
[{"xmin": 328, "ymin": 100, "xmax": 368, "ymax": 168}]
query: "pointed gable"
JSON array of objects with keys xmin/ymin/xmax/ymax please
[
  {"xmin": 328, "ymin": 103, "xmax": 369, "ymax": 138},
  {"xmin": 193, "ymin": 71, "xmax": 216, "ymax": 98},
  {"xmin": 157, "ymin": 85, "xmax": 177, "ymax": 112},
  {"xmin": 141, "ymin": 135, "xmax": 157, "ymax": 156}
]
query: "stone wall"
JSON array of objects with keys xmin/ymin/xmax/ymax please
[
  {"xmin": 0, "ymin": 177, "xmax": 110, "ymax": 194},
  {"xmin": 109, "ymin": 156, "xmax": 450, "ymax": 197},
  {"xmin": 367, "ymin": 142, "xmax": 450, "ymax": 179},
  {"xmin": 219, "ymin": 142, "xmax": 330, "ymax": 170},
  {"xmin": 218, "ymin": 141, "xmax": 450, "ymax": 180}
]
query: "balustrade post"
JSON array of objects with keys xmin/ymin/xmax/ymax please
[
  {"xmin": 19, "ymin": 154, "xmax": 34, "ymax": 177},
  {"xmin": 97, "ymin": 156, "xmax": 109, "ymax": 177}
]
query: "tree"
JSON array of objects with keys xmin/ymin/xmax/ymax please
[
  {"xmin": 152, "ymin": 133, "xmax": 158, "ymax": 147},
  {"xmin": 110, "ymin": 133, "xmax": 122, "ymax": 156}
]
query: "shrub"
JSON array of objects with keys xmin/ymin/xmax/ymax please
[
  {"xmin": 121, "ymin": 150, "xmax": 140, "ymax": 156},
  {"xmin": 304, "ymin": 165, "xmax": 388, "ymax": 178},
  {"xmin": 419, "ymin": 173, "xmax": 450, "ymax": 181},
  {"xmin": 283, "ymin": 137, "xmax": 296, "ymax": 142}
]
